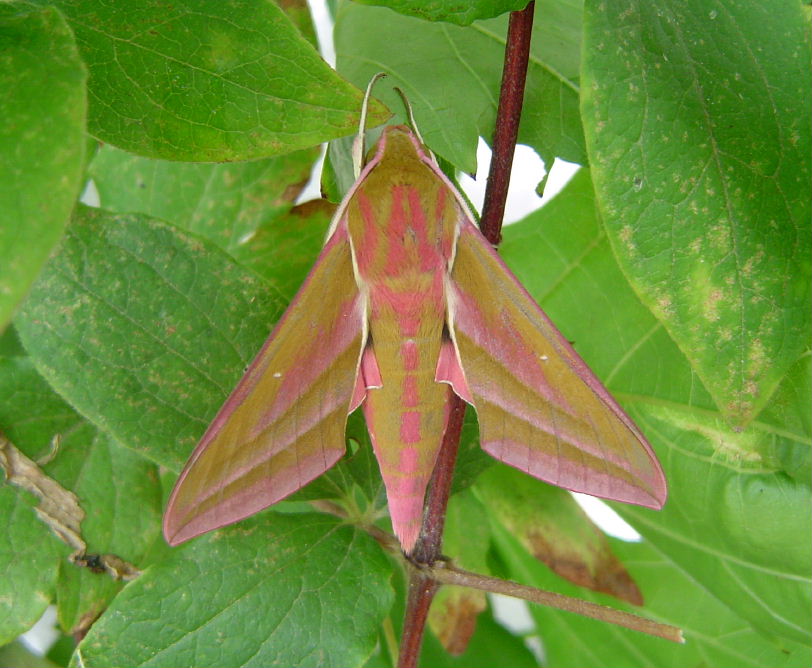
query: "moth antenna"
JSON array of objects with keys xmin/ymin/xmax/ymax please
[
  {"xmin": 353, "ymin": 72, "xmax": 388, "ymax": 178},
  {"xmin": 393, "ymin": 86, "xmax": 425, "ymax": 145},
  {"xmin": 393, "ymin": 85, "xmax": 437, "ymax": 166}
]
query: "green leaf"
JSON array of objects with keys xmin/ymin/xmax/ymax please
[
  {"xmin": 0, "ymin": 356, "xmax": 85, "ymax": 460},
  {"xmin": 15, "ymin": 206, "xmax": 285, "ymax": 470},
  {"xmin": 500, "ymin": 169, "xmax": 811, "ymax": 645},
  {"xmin": 335, "ymin": 0, "xmax": 584, "ymax": 173},
  {"xmin": 74, "ymin": 513, "xmax": 394, "ymax": 668},
  {"xmin": 0, "ymin": 3, "xmax": 86, "ymax": 330},
  {"xmin": 492, "ymin": 520, "xmax": 811, "ymax": 668},
  {"xmin": 88, "ymin": 144, "xmax": 319, "ymax": 254},
  {"xmin": 232, "ymin": 199, "xmax": 336, "ymax": 299},
  {"xmin": 350, "ymin": 0, "xmax": 529, "ymax": 25},
  {"xmin": 759, "ymin": 352, "xmax": 812, "ymax": 482},
  {"xmin": 1, "ymin": 356, "xmax": 161, "ymax": 638},
  {"xmin": 283, "ymin": 0, "xmax": 321, "ymax": 48},
  {"xmin": 51, "ymin": 430, "xmax": 161, "ymax": 636},
  {"xmin": 476, "ymin": 465, "xmax": 643, "ymax": 604},
  {"xmin": 89, "ymin": 142, "xmax": 333, "ymax": 306},
  {"xmin": 0, "ymin": 478, "xmax": 68, "ymax": 645},
  {"xmin": 443, "ymin": 489, "xmax": 491, "ymax": 575},
  {"xmin": 617, "ymin": 433, "xmax": 811, "ymax": 645},
  {"xmin": 581, "ymin": 0, "xmax": 812, "ymax": 424},
  {"xmin": 52, "ymin": 0, "xmax": 387, "ymax": 160},
  {"xmin": 0, "ymin": 326, "xmax": 25, "ymax": 357}
]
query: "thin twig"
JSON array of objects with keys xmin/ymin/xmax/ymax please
[{"xmin": 427, "ymin": 562, "xmax": 685, "ymax": 644}]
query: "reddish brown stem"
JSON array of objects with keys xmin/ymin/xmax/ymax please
[
  {"xmin": 396, "ymin": 396, "xmax": 465, "ymax": 668},
  {"xmin": 397, "ymin": 570, "xmax": 440, "ymax": 666},
  {"xmin": 481, "ymin": 0, "xmax": 535, "ymax": 245},
  {"xmin": 396, "ymin": 4, "xmax": 535, "ymax": 668},
  {"xmin": 410, "ymin": 396, "xmax": 466, "ymax": 564}
]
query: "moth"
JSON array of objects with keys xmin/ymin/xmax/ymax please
[{"xmin": 164, "ymin": 76, "xmax": 666, "ymax": 553}]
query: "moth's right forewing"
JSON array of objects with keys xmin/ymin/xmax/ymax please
[{"xmin": 447, "ymin": 222, "xmax": 666, "ymax": 509}]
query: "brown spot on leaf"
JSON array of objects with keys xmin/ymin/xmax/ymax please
[
  {"xmin": 527, "ymin": 530, "xmax": 643, "ymax": 606},
  {"xmin": 429, "ymin": 587, "xmax": 486, "ymax": 655}
]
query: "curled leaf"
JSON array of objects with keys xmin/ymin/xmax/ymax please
[
  {"xmin": 1, "ymin": 433, "xmax": 140, "ymax": 581},
  {"xmin": 1, "ymin": 432, "xmax": 85, "ymax": 552}
]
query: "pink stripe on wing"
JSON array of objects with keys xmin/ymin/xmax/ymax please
[
  {"xmin": 169, "ymin": 448, "xmax": 345, "ymax": 545},
  {"xmin": 474, "ymin": 384, "xmax": 636, "ymax": 474},
  {"xmin": 259, "ymin": 294, "xmax": 363, "ymax": 430},
  {"xmin": 482, "ymin": 438, "xmax": 661, "ymax": 508}
]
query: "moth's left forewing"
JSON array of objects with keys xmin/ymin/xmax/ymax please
[
  {"xmin": 435, "ymin": 185, "xmax": 666, "ymax": 509},
  {"xmin": 163, "ymin": 225, "xmax": 366, "ymax": 545}
]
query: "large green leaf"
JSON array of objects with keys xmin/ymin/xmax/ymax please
[
  {"xmin": 88, "ymin": 141, "xmax": 333, "ymax": 301},
  {"xmin": 580, "ymin": 0, "xmax": 812, "ymax": 425},
  {"xmin": 618, "ymin": 397, "xmax": 811, "ymax": 644},
  {"xmin": 88, "ymin": 144, "xmax": 319, "ymax": 254},
  {"xmin": 51, "ymin": 429, "xmax": 161, "ymax": 636},
  {"xmin": 499, "ymin": 169, "xmax": 811, "ymax": 650},
  {"xmin": 0, "ymin": 3, "xmax": 86, "ymax": 330},
  {"xmin": 74, "ymin": 513, "xmax": 394, "ymax": 668},
  {"xmin": 335, "ymin": 0, "xmax": 584, "ymax": 173},
  {"xmin": 0, "ymin": 357, "xmax": 161, "ymax": 641},
  {"xmin": 492, "ymin": 521, "xmax": 811, "ymax": 668},
  {"xmin": 351, "ymin": 0, "xmax": 528, "ymax": 25},
  {"xmin": 48, "ymin": 0, "xmax": 387, "ymax": 160},
  {"xmin": 15, "ymin": 206, "xmax": 285, "ymax": 470}
]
